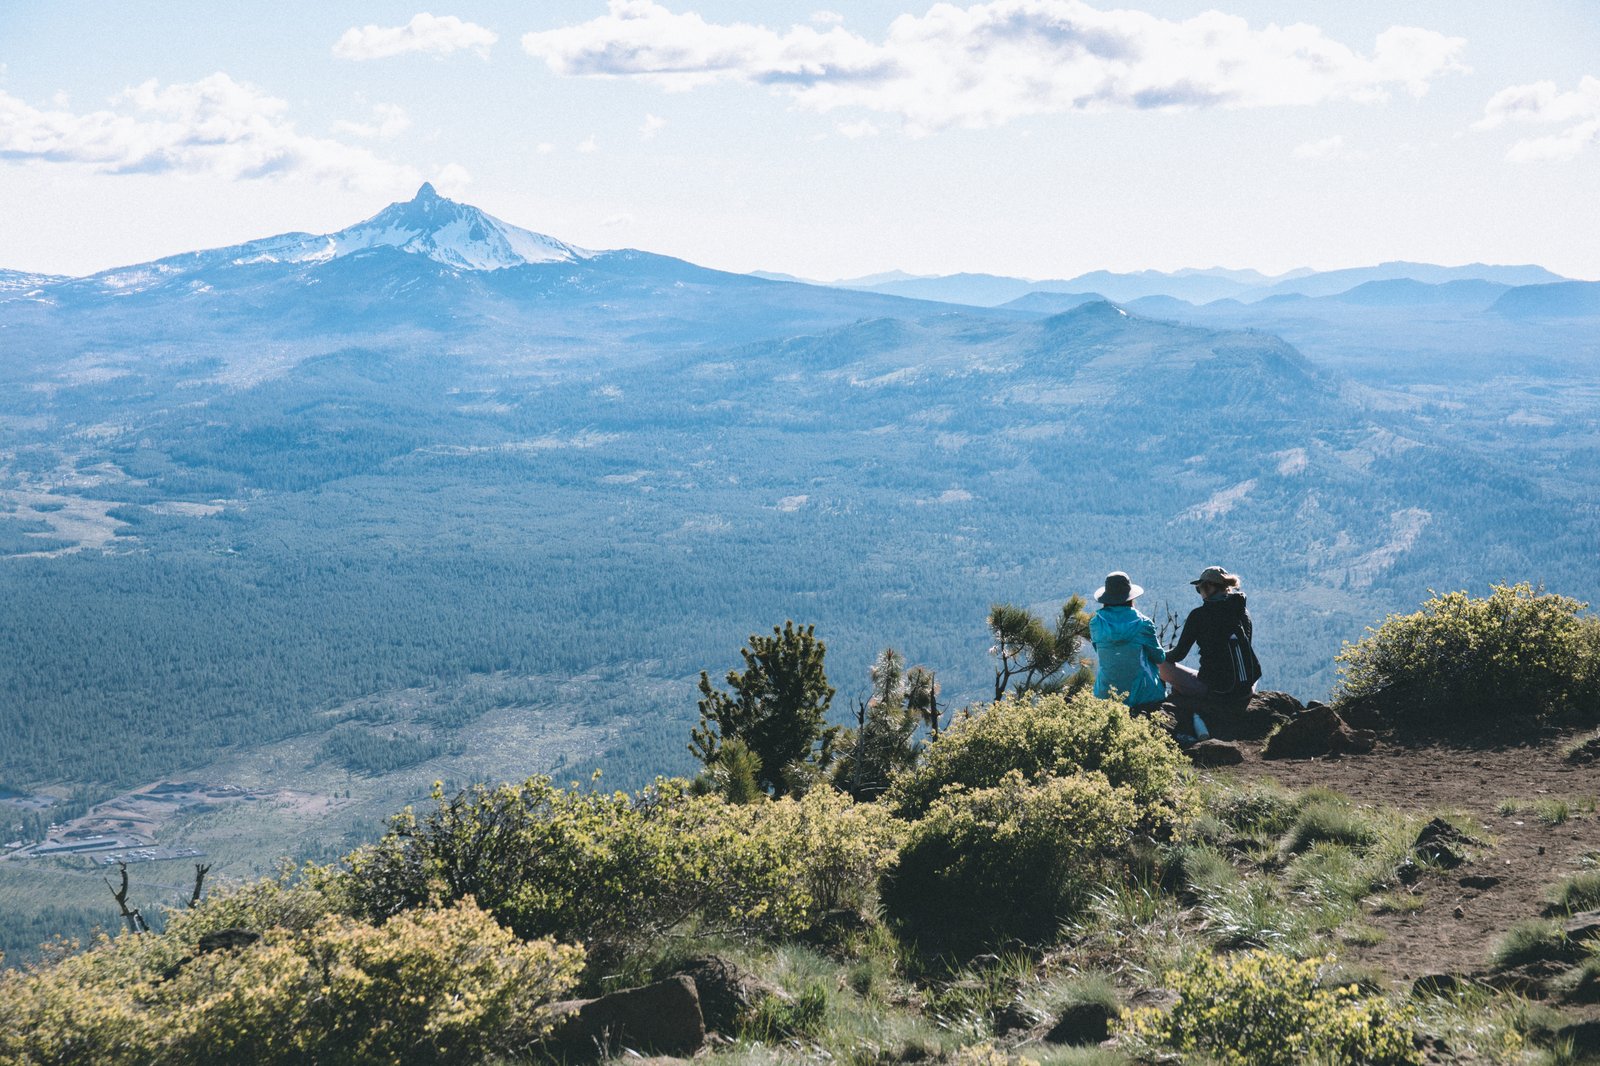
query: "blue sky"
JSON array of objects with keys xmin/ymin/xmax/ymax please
[{"xmin": 1, "ymin": 1, "xmax": 1597, "ymax": 279}]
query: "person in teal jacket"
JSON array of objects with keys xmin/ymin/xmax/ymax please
[{"xmin": 1089, "ymin": 571, "xmax": 1167, "ymax": 710}]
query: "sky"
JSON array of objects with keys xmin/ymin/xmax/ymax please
[{"xmin": 1, "ymin": 1, "xmax": 1597, "ymax": 280}]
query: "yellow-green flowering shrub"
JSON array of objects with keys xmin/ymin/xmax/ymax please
[
  {"xmin": 886, "ymin": 691, "xmax": 1189, "ymax": 830},
  {"xmin": 1335, "ymin": 583, "xmax": 1600, "ymax": 730},
  {"xmin": 1121, "ymin": 950, "xmax": 1421, "ymax": 1066},
  {"xmin": 344, "ymin": 776, "xmax": 903, "ymax": 958},
  {"xmin": 0, "ymin": 898, "xmax": 583, "ymax": 1066},
  {"xmin": 880, "ymin": 770, "xmax": 1140, "ymax": 955}
]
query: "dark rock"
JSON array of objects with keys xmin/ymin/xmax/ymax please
[
  {"xmin": 1262, "ymin": 703, "xmax": 1372, "ymax": 759},
  {"xmin": 1411, "ymin": 973, "xmax": 1476, "ymax": 998},
  {"xmin": 1556, "ymin": 1020, "xmax": 1600, "ymax": 1057},
  {"xmin": 1186, "ymin": 739, "xmax": 1245, "ymax": 766},
  {"xmin": 1044, "ymin": 1000, "xmax": 1120, "ymax": 1046},
  {"xmin": 542, "ymin": 976, "xmax": 705, "ymax": 1057},
  {"xmin": 1562, "ymin": 910, "xmax": 1600, "ymax": 943},
  {"xmin": 1344, "ymin": 727, "xmax": 1378, "ymax": 754},
  {"xmin": 1336, "ymin": 695, "xmax": 1386, "ymax": 732},
  {"xmin": 671, "ymin": 955, "xmax": 788, "ymax": 1033},
  {"xmin": 1395, "ymin": 858, "xmax": 1423, "ymax": 886},
  {"xmin": 796, "ymin": 906, "xmax": 872, "ymax": 947},
  {"xmin": 1413, "ymin": 818, "xmax": 1479, "ymax": 870},
  {"xmin": 992, "ymin": 1002, "xmax": 1037, "ymax": 1036},
  {"xmin": 1561, "ymin": 967, "xmax": 1600, "ymax": 1004},
  {"xmin": 197, "ymin": 928, "xmax": 261, "ymax": 954},
  {"xmin": 1566, "ymin": 737, "xmax": 1600, "ymax": 765},
  {"xmin": 1269, "ymin": 703, "xmax": 1345, "ymax": 756},
  {"xmin": 1482, "ymin": 959, "xmax": 1569, "ymax": 996},
  {"xmin": 1198, "ymin": 691, "xmax": 1276, "ymax": 741}
]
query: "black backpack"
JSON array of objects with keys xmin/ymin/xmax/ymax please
[{"xmin": 1216, "ymin": 624, "xmax": 1263, "ymax": 694}]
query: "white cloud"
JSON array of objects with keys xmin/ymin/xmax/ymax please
[
  {"xmin": 537, "ymin": 141, "xmax": 556, "ymax": 153},
  {"xmin": 1477, "ymin": 75, "xmax": 1600, "ymax": 162},
  {"xmin": 521, "ymin": 0, "xmax": 1467, "ymax": 134},
  {"xmin": 0, "ymin": 73, "xmax": 416, "ymax": 190},
  {"xmin": 334, "ymin": 13, "xmax": 498, "ymax": 60},
  {"xmin": 810, "ymin": 10, "xmax": 844, "ymax": 25},
  {"xmin": 600, "ymin": 212, "xmax": 635, "ymax": 226},
  {"xmin": 1293, "ymin": 134, "xmax": 1358, "ymax": 161},
  {"xmin": 332, "ymin": 102, "xmax": 412, "ymax": 139},
  {"xmin": 433, "ymin": 162, "xmax": 473, "ymax": 195},
  {"xmin": 577, "ymin": 135, "xmax": 599, "ymax": 152},
  {"xmin": 836, "ymin": 118, "xmax": 880, "ymax": 138},
  {"xmin": 640, "ymin": 112, "xmax": 667, "ymax": 137}
]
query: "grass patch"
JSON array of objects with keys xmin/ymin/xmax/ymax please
[
  {"xmin": 921, "ymin": 951, "xmax": 1038, "ymax": 1036},
  {"xmin": 1371, "ymin": 891, "xmax": 1425, "ymax": 915},
  {"xmin": 1408, "ymin": 982, "xmax": 1545, "ymax": 1063},
  {"xmin": 1549, "ymin": 870, "xmax": 1600, "ymax": 914},
  {"xmin": 1167, "ymin": 842, "xmax": 1237, "ymax": 897},
  {"xmin": 1197, "ymin": 877, "xmax": 1317, "ymax": 952},
  {"xmin": 1535, "ymin": 799, "xmax": 1572, "ymax": 826},
  {"xmin": 1341, "ymin": 923, "xmax": 1388, "ymax": 947},
  {"xmin": 1212, "ymin": 780, "xmax": 1302, "ymax": 839},
  {"xmin": 1280, "ymin": 797, "xmax": 1379, "ymax": 854},
  {"xmin": 1490, "ymin": 919, "xmax": 1574, "ymax": 968}
]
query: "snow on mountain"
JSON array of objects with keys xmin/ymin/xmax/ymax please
[
  {"xmin": 237, "ymin": 183, "xmax": 593, "ymax": 271},
  {"xmin": 85, "ymin": 184, "xmax": 593, "ymax": 292}
]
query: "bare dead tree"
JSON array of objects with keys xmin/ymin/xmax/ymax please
[
  {"xmin": 189, "ymin": 862, "xmax": 212, "ymax": 909},
  {"xmin": 104, "ymin": 861, "xmax": 149, "ymax": 934},
  {"xmin": 1154, "ymin": 600, "xmax": 1184, "ymax": 649}
]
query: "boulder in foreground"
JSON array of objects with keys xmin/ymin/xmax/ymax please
[{"xmin": 541, "ymin": 976, "xmax": 705, "ymax": 1057}]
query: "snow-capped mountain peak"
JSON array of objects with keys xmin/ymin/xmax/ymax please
[{"xmin": 229, "ymin": 184, "xmax": 593, "ymax": 272}]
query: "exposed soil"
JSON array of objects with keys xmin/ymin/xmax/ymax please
[{"xmin": 1224, "ymin": 734, "xmax": 1600, "ymax": 985}]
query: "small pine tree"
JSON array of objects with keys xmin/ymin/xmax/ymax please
[
  {"xmin": 833, "ymin": 649, "xmax": 919, "ymax": 800},
  {"xmin": 691, "ymin": 621, "xmax": 839, "ymax": 797},
  {"xmin": 906, "ymin": 665, "xmax": 941, "ymax": 735},
  {"xmin": 713, "ymin": 739, "xmax": 765, "ymax": 805},
  {"xmin": 988, "ymin": 598, "xmax": 1094, "ymax": 700}
]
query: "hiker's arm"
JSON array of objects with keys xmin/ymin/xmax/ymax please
[
  {"xmin": 1140, "ymin": 618, "xmax": 1165, "ymax": 662},
  {"xmin": 1169, "ymin": 614, "xmax": 1196, "ymax": 661}
]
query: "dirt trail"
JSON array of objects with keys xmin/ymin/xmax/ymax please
[{"xmin": 1224, "ymin": 737, "xmax": 1600, "ymax": 983}]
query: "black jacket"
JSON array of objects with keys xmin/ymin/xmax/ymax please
[{"xmin": 1170, "ymin": 591, "xmax": 1260, "ymax": 693}]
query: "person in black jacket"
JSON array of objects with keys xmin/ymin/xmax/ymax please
[{"xmin": 1160, "ymin": 566, "xmax": 1261, "ymax": 699}]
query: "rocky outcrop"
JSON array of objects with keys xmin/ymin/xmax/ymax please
[
  {"xmin": 1413, "ymin": 817, "xmax": 1477, "ymax": 867},
  {"xmin": 1186, "ymin": 739, "xmax": 1245, "ymax": 766},
  {"xmin": 1262, "ymin": 702, "xmax": 1376, "ymax": 759},
  {"xmin": 1044, "ymin": 1000, "xmax": 1120, "ymax": 1045},
  {"xmin": 669, "ymin": 955, "xmax": 789, "ymax": 1034},
  {"xmin": 541, "ymin": 976, "xmax": 705, "ymax": 1057}
]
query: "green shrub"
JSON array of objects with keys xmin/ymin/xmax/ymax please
[
  {"xmin": 1121, "ymin": 950, "xmax": 1421, "ymax": 1066},
  {"xmin": 344, "ymin": 776, "xmax": 903, "ymax": 958},
  {"xmin": 1334, "ymin": 583, "xmax": 1600, "ymax": 731},
  {"xmin": 887, "ymin": 691, "xmax": 1189, "ymax": 828},
  {"xmin": 0, "ymin": 898, "xmax": 583, "ymax": 1066},
  {"xmin": 881, "ymin": 770, "xmax": 1140, "ymax": 955}
]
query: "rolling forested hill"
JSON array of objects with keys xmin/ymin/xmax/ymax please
[{"xmin": 3, "ymin": 188, "xmax": 1598, "ymax": 954}]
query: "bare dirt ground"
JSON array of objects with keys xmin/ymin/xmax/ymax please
[{"xmin": 1225, "ymin": 735, "xmax": 1600, "ymax": 984}]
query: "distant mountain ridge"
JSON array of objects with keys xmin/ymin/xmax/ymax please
[{"xmin": 818, "ymin": 261, "xmax": 1570, "ymax": 309}]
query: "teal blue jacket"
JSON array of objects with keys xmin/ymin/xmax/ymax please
[{"xmin": 1090, "ymin": 605, "xmax": 1166, "ymax": 707}]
